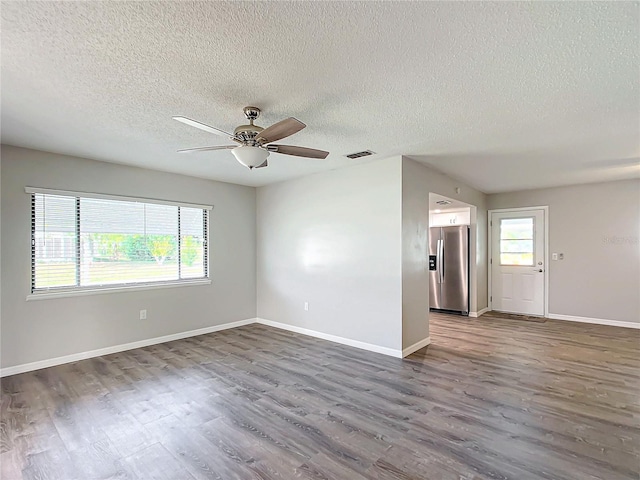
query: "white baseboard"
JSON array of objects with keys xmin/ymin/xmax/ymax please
[
  {"xmin": 402, "ymin": 337, "xmax": 431, "ymax": 357},
  {"xmin": 6, "ymin": 310, "xmax": 636, "ymax": 378},
  {"xmin": 469, "ymin": 307, "xmax": 490, "ymax": 318},
  {"xmin": 548, "ymin": 313, "xmax": 640, "ymax": 329},
  {"xmin": 255, "ymin": 318, "xmax": 403, "ymax": 358},
  {"xmin": 0, "ymin": 318, "xmax": 257, "ymax": 378}
]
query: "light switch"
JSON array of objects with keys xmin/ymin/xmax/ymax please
[{"xmin": 552, "ymin": 253, "xmax": 558, "ymax": 260}]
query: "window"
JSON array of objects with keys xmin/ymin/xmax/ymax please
[
  {"xmin": 499, "ymin": 217, "xmax": 534, "ymax": 266},
  {"xmin": 29, "ymin": 188, "xmax": 210, "ymax": 296}
]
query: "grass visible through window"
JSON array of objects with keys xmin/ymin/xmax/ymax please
[{"xmin": 35, "ymin": 261, "xmax": 205, "ymax": 288}]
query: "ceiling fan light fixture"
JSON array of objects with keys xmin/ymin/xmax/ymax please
[{"xmin": 231, "ymin": 146, "xmax": 270, "ymax": 169}]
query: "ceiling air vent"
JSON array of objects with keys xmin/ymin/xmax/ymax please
[
  {"xmin": 345, "ymin": 150, "xmax": 375, "ymax": 159},
  {"xmin": 435, "ymin": 200, "xmax": 452, "ymax": 206}
]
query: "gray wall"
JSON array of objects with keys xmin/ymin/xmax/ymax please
[
  {"xmin": 488, "ymin": 179, "xmax": 640, "ymax": 324},
  {"xmin": 1, "ymin": 145, "xmax": 257, "ymax": 369},
  {"xmin": 7, "ymin": 144, "xmax": 629, "ymax": 371},
  {"xmin": 402, "ymin": 157, "xmax": 488, "ymax": 349},
  {"xmin": 257, "ymin": 157, "xmax": 403, "ymax": 351}
]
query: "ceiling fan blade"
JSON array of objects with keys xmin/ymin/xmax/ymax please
[
  {"xmin": 271, "ymin": 144, "xmax": 329, "ymax": 159},
  {"xmin": 173, "ymin": 116, "xmax": 235, "ymax": 137},
  {"xmin": 177, "ymin": 145, "xmax": 236, "ymax": 153},
  {"xmin": 256, "ymin": 117, "xmax": 306, "ymax": 144}
]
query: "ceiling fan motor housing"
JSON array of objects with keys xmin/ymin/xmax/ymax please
[
  {"xmin": 234, "ymin": 106, "xmax": 265, "ymax": 144},
  {"xmin": 234, "ymin": 124, "xmax": 264, "ymax": 144}
]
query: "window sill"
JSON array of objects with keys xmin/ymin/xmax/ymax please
[{"xmin": 26, "ymin": 278, "xmax": 212, "ymax": 301}]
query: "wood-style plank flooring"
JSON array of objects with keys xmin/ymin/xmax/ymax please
[{"xmin": 1, "ymin": 313, "xmax": 639, "ymax": 479}]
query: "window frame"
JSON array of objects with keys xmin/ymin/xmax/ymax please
[{"xmin": 26, "ymin": 187, "xmax": 212, "ymax": 300}]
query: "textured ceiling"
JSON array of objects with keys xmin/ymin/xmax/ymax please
[{"xmin": 1, "ymin": 1, "xmax": 638, "ymax": 192}]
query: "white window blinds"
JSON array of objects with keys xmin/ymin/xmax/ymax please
[{"xmin": 30, "ymin": 190, "xmax": 209, "ymax": 293}]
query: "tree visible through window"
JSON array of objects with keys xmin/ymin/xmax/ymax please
[{"xmin": 31, "ymin": 192, "xmax": 209, "ymax": 292}]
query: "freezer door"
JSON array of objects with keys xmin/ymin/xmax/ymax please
[
  {"xmin": 429, "ymin": 227, "xmax": 442, "ymax": 309},
  {"xmin": 440, "ymin": 226, "xmax": 469, "ymax": 312}
]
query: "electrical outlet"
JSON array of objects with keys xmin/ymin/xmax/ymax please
[
  {"xmin": 139, "ymin": 309, "xmax": 147, "ymax": 320},
  {"xmin": 304, "ymin": 302, "xmax": 309, "ymax": 311}
]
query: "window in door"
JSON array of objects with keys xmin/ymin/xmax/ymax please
[{"xmin": 499, "ymin": 217, "xmax": 534, "ymax": 266}]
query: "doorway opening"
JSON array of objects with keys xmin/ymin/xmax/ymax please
[{"xmin": 428, "ymin": 193, "xmax": 479, "ymax": 318}]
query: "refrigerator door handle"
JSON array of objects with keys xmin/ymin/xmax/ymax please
[
  {"xmin": 437, "ymin": 239, "xmax": 444, "ymax": 283},
  {"xmin": 441, "ymin": 242, "xmax": 445, "ymax": 281}
]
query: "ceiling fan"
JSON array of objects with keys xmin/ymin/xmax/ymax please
[{"xmin": 173, "ymin": 106, "xmax": 329, "ymax": 169}]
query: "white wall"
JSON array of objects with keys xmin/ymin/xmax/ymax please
[
  {"xmin": 488, "ymin": 179, "xmax": 640, "ymax": 324},
  {"xmin": 257, "ymin": 157, "xmax": 403, "ymax": 352},
  {"xmin": 0, "ymin": 145, "xmax": 257, "ymax": 369},
  {"xmin": 257, "ymin": 155, "xmax": 489, "ymax": 356},
  {"xmin": 402, "ymin": 157, "xmax": 488, "ymax": 349}
]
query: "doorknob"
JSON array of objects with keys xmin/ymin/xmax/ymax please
[{"xmin": 537, "ymin": 269, "xmax": 543, "ymax": 272}]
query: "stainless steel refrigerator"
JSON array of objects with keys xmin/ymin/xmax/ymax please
[{"xmin": 429, "ymin": 225, "xmax": 470, "ymax": 315}]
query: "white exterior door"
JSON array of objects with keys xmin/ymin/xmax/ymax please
[{"xmin": 491, "ymin": 209, "xmax": 545, "ymax": 316}]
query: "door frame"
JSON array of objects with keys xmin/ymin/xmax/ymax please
[{"xmin": 488, "ymin": 206, "xmax": 549, "ymax": 317}]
